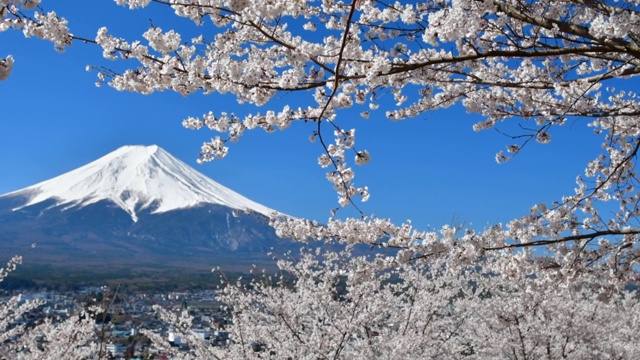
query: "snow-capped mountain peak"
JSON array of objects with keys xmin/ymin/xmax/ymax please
[{"xmin": 4, "ymin": 145, "xmax": 279, "ymax": 222}]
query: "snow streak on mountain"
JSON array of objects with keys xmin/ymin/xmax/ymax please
[{"xmin": 2, "ymin": 145, "xmax": 278, "ymax": 222}]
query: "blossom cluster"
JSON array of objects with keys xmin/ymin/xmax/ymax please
[{"xmin": 1, "ymin": 0, "xmax": 72, "ymax": 78}]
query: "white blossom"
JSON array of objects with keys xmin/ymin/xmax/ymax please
[{"xmin": 0, "ymin": 55, "xmax": 13, "ymax": 80}]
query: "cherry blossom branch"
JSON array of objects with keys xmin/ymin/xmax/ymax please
[{"xmin": 483, "ymin": 228, "xmax": 640, "ymax": 251}]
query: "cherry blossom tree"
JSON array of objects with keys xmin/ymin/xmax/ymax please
[
  {"xmin": 145, "ymin": 247, "xmax": 640, "ymax": 358},
  {"xmin": 0, "ymin": 256, "xmax": 100, "ymax": 359},
  {"xmin": 74, "ymin": 0, "xmax": 640, "ymax": 284},
  {"xmin": 4, "ymin": 0, "xmax": 640, "ymax": 358}
]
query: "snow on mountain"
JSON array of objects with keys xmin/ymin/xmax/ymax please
[{"xmin": 3, "ymin": 145, "xmax": 279, "ymax": 222}]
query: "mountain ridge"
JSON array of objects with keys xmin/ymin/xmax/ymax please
[{"xmin": 2, "ymin": 145, "xmax": 280, "ymax": 222}]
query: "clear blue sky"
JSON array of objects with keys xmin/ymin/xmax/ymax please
[{"xmin": 0, "ymin": 1, "xmax": 604, "ymax": 228}]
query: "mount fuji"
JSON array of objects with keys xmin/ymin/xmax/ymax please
[{"xmin": 0, "ymin": 145, "xmax": 296, "ymax": 274}]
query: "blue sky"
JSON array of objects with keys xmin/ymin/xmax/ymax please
[{"xmin": 0, "ymin": 1, "xmax": 604, "ymax": 228}]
